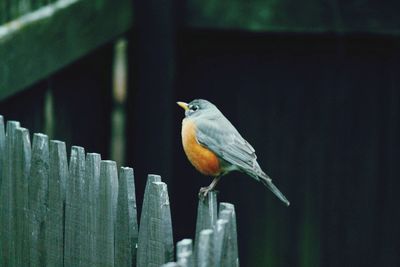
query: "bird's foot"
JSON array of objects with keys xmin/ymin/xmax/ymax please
[{"xmin": 198, "ymin": 186, "xmax": 213, "ymax": 199}]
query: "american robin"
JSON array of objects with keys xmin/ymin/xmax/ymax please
[{"xmin": 177, "ymin": 99, "xmax": 290, "ymax": 206}]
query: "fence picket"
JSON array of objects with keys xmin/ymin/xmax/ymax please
[
  {"xmin": 29, "ymin": 133, "xmax": 50, "ymax": 267},
  {"xmin": 95, "ymin": 160, "xmax": 119, "ymax": 267},
  {"xmin": 197, "ymin": 229, "xmax": 215, "ymax": 267},
  {"xmin": 45, "ymin": 140, "xmax": 67, "ymax": 267},
  {"xmin": 195, "ymin": 191, "xmax": 218, "ymax": 260},
  {"xmin": 14, "ymin": 128, "xmax": 31, "ymax": 267},
  {"xmin": 0, "ymin": 120, "xmax": 20, "ymax": 267},
  {"xmin": 214, "ymin": 219, "xmax": 228, "ymax": 267},
  {"xmin": 161, "ymin": 263, "xmax": 181, "ymax": 267},
  {"xmin": 177, "ymin": 239, "xmax": 194, "ymax": 267},
  {"xmin": 0, "ymin": 115, "xmax": 5, "ymax": 187},
  {"xmin": 115, "ymin": 167, "xmax": 138, "ymax": 267},
  {"xmin": 137, "ymin": 178, "xmax": 174, "ymax": 266},
  {"xmin": 219, "ymin": 203, "xmax": 239, "ymax": 267},
  {"xmin": 0, "ymin": 116, "xmax": 240, "ymax": 267},
  {"xmin": 64, "ymin": 146, "xmax": 86, "ymax": 267},
  {"xmin": 86, "ymin": 153, "xmax": 101, "ymax": 266}
]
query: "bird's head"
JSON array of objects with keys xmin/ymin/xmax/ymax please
[{"xmin": 177, "ymin": 99, "xmax": 218, "ymax": 119}]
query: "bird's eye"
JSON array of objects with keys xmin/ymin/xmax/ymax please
[{"xmin": 190, "ymin": 105, "xmax": 199, "ymax": 111}]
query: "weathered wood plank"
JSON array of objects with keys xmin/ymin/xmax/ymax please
[
  {"xmin": 219, "ymin": 203, "xmax": 239, "ymax": 267},
  {"xmin": 0, "ymin": 120, "xmax": 20, "ymax": 267},
  {"xmin": 29, "ymin": 133, "xmax": 50, "ymax": 267},
  {"xmin": 186, "ymin": 0, "xmax": 400, "ymax": 34},
  {"xmin": 85, "ymin": 153, "xmax": 101, "ymax": 266},
  {"xmin": 0, "ymin": 115, "xmax": 5, "ymax": 187},
  {"xmin": 64, "ymin": 146, "xmax": 85, "ymax": 267},
  {"xmin": 177, "ymin": 239, "xmax": 194, "ymax": 267},
  {"xmin": 115, "ymin": 167, "xmax": 138, "ymax": 267},
  {"xmin": 0, "ymin": 0, "xmax": 133, "ymax": 100},
  {"xmin": 195, "ymin": 191, "xmax": 218, "ymax": 259},
  {"xmin": 197, "ymin": 229, "xmax": 215, "ymax": 267},
  {"xmin": 14, "ymin": 127, "xmax": 31, "ymax": 267},
  {"xmin": 45, "ymin": 140, "xmax": 67, "ymax": 267},
  {"xmin": 137, "ymin": 178, "xmax": 174, "ymax": 267},
  {"xmin": 214, "ymin": 219, "xmax": 228, "ymax": 267},
  {"xmin": 95, "ymin": 160, "xmax": 118, "ymax": 267},
  {"xmin": 161, "ymin": 263, "xmax": 181, "ymax": 267}
]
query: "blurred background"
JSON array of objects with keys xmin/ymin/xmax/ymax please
[{"xmin": 1, "ymin": 0, "xmax": 400, "ymax": 266}]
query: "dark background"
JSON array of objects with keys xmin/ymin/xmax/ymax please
[{"xmin": 1, "ymin": 1, "xmax": 400, "ymax": 266}]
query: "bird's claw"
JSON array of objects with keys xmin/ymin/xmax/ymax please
[{"xmin": 198, "ymin": 186, "xmax": 212, "ymax": 199}]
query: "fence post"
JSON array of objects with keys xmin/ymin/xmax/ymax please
[
  {"xmin": 115, "ymin": 167, "xmax": 138, "ymax": 267},
  {"xmin": 197, "ymin": 229, "xmax": 215, "ymax": 267},
  {"xmin": 14, "ymin": 128, "xmax": 31, "ymax": 267},
  {"xmin": 195, "ymin": 191, "xmax": 218, "ymax": 259},
  {"xmin": 137, "ymin": 176, "xmax": 174, "ymax": 266},
  {"xmin": 86, "ymin": 153, "xmax": 101, "ymax": 266},
  {"xmin": 219, "ymin": 203, "xmax": 239, "ymax": 267},
  {"xmin": 0, "ymin": 120, "xmax": 20, "ymax": 267},
  {"xmin": 29, "ymin": 133, "xmax": 50, "ymax": 267},
  {"xmin": 45, "ymin": 140, "xmax": 68, "ymax": 267},
  {"xmin": 64, "ymin": 146, "xmax": 86, "ymax": 267},
  {"xmin": 95, "ymin": 160, "xmax": 119, "ymax": 267},
  {"xmin": 177, "ymin": 239, "xmax": 194, "ymax": 267}
]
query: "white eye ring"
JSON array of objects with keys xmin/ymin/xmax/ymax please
[{"xmin": 190, "ymin": 105, "xmax": 199, "ymax": 111}]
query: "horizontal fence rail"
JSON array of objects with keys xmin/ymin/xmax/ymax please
[
  {"xmin": 0, "ymin": 114, "xmax": 239, "ymax": 267},
  {"xmin": 0, "ymin": 0, "xmax": 133, "ymax": 100}
]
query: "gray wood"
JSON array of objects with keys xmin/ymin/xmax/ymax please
[
  {"xmin": 45, "ymin": 140, "xmax": 67, "ymax": 267},
  {"xmin": 219, "ymin": 203, "xmax": 239, "ymax": 267},
  {"xmin": 197, "ymin": 229, "xmax": 215, "ymax": 267},
  {"xmin": 95, "ymin": 160, "xmax": 119, "ymax": 267},
  {"xmin": 0, "ymin": 0, "xmax": 133, "ymax": 100},
  {"xmin": 0, "ymin": 115, "xmax": 5, "ymax": 187},
  {"xmin": 14, "ymin": 128, "xmax": 31, "ymax": 267},
  {"xmin": 115, "ymin": 167, "xmax": 138, "ymax": 267},
  {"xmin": 85, "ymin": 153, "xmax": 101, "ymax": 266},
  {"xmin": 186, "ymin": 0, "xmax": 400, "ymax": 34},
  {"xmin": 64, "ymin": 146, "xmax": 86, "ymax": 267},
  {"xmin": 29, "ymin": 133, "xmax": 50, "ymax": 267},
  {"xmin": 177, "ymin": 239, "xmax": 194, "ymax": 267},
  {"xmin": 0, "ymin": 120, "xmax": 20, "ymax": 267},
  {"xmin": 137, "ymin": 180, "xmax": 174, "ymax": 267},
  {"xmin": 194, "ymin": 191, "xmax": 218, "ymax": 259},
  {"xmin": 214, "ymin": 219, "xmax": 228, "ymax": 267},
  {"xmin": 161, "ymin": 263, "xmax": 181, "ymax": 267}
]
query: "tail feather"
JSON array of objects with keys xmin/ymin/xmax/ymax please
[{"xmin": 259, "ymin": 174, "xmax": 290, "ymax": 206}]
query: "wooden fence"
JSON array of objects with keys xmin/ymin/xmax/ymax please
[{"xmin": 0, "ymin": 114, "xmax": 239, "ymax": 267}]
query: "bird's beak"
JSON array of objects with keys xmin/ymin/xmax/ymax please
[{"xmin": 177, "ymin": 101, "xmax": 189, "ymax": 111}]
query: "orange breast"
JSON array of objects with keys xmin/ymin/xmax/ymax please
[{"xmin": 181, "ymin": 119, "xmax": 221, "ymax": 176}]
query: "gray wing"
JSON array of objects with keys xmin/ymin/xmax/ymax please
[
  {"xmin": 195, "ymin": 116, "xmax": 290, "ymax": 206},
  {"xmin": 195, "ymin": 117, "xmax": 262, "ymax": 177}
]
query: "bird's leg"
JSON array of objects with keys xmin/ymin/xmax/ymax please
[{"xmin": 199, "ymin": 176, "xmax": 221, "ymax": 198}]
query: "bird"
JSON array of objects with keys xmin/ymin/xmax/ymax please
[{"xmin": 177, "ymin": 99, "xmax": 290, "ymax": 206}]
